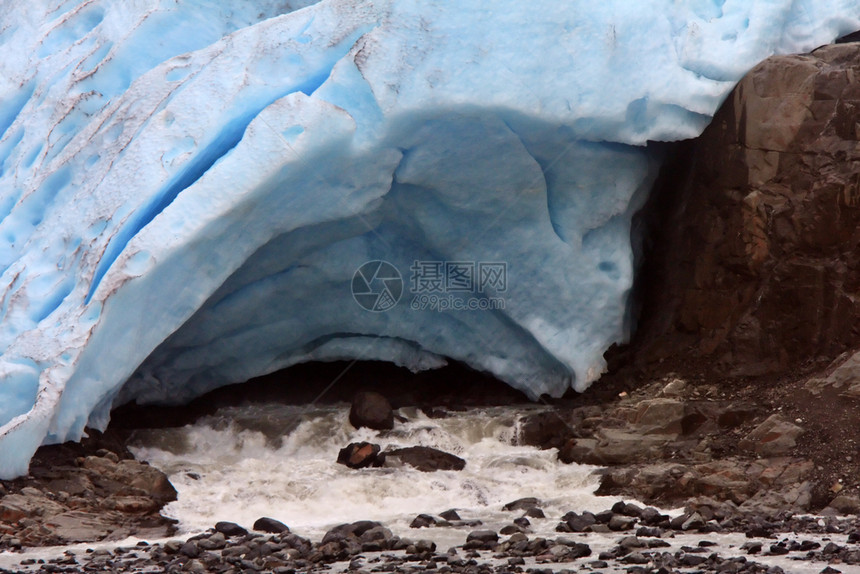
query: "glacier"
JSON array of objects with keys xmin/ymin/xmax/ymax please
[{"xmin": 0, "ymin": 0, "xmax": 858, "ymax": 478}]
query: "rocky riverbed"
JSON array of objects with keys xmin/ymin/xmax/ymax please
[
  {"xmin": 2, "ymin": 364, "xmax": 860, "ymax": 574},
  {"xmin": 4, "ymin": 495, "xmax": 860, "ymax": 573}
]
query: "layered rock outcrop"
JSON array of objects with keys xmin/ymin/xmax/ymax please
[
  {"xmin": 635, "ymin": 42, "xmax": 860, "ymax": 377},
  {"xmin": 0, "ymin": 434, "xmax": 177, "ymax": 549}
]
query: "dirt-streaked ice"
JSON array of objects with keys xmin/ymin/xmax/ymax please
[{"xmin": 0, "ymin": 0, "xmax": 857, "ymax": 478}]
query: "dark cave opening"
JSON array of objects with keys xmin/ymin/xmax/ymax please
[{"xmin": 108, "ymin": 360, "xmax": 536, "ymax": 431}]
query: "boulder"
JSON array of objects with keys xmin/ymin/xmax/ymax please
[
  {"xmin": 502, "ymin": 497, "xmax": 541, "ymax": 511},
  {"xmin": 560, "ymin": 511, "xmax": 597, "ymax": 533},
  {"xmin": 349, "ymin": 391, "xmax": 394, "ymax": 430},
  {"xmin": 608, "ymin": 514, "xmax": 636, "ymax": 531},
  {"xmin": 337, "ymin": 442, "xmax": 385, "ymax": 469},
  {"xmin": 409, "ymin": 514, "xmax": 437, "ymax": 528},
  {"xmin": 383, "ymin": 446, "xmax": 465, "ymax": 471},
  {"xmin": 322, "ymin": 520, "xmax": 385, "ymax": 544},
  {"xmin": 439, "ymin": 509, "xmax": 461, "ymax": 520},
  {"xmin": 517, "ymin": 411, "xmax": 576, "ymax": 449},
  {"xmin": 465, "ymin": 529, "xmax": 499, "ymax": 548},
  {"xmin": 214, "ymin": 521, "xmax": 248, "ymax": 537},
  {"xmin": 253, "ymin": 517, "xmax": 290, "ymax": 533}
]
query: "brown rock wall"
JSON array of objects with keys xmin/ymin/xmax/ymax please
[{"xmin": 634, "ymin": 43, "xmax": 860, "ymax": 377}]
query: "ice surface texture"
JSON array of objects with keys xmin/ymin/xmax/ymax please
[{"xmin": 0, "ymin": 0, "xmax": 857, "ymax": 478}]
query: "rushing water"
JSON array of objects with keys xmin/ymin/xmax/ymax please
[
  {"xmin": 127, "ymin": 403, "xmax": 609, "ymax": 545},
  {"xmin": 0, "ymin": 403, "xmax": 853, "ymax": 574}
]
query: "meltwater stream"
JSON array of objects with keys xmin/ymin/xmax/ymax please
[
  {"xmin": 1, "ymin": 404, "xmax": 853, "ymax": 574},
  {"xmin": 127, "ymin": 404, "xmax": 609, "ymax": 546}
]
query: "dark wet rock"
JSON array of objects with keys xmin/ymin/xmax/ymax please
[
  {"xmin": 680, "ymin": 553, "xmax": 708, "ymax": 566},
  {"xmin": 383, "ymin": 446, "xmax": 465, "ymax": 471},
  {"xmin": 608, "ymin": 514, "xmax": 637, "ymax": 531},
  {"xmin": 768, "ymin": 543, "xmax": 790, "ymax": 555},
  {"xmin": 179, "ymin": 541, "xmax": 200, "ymax": 558},
  {"xmin": 595, "ymin": 510, "xmax": 614, "ymax": 523},
  {"xmin": 337, "ymin": 442, "xmax": 385, "ymax": 469},
  {"xmin": 524, "ymin": 506, "xmax": 545, "ymax": 518},
  {"xmin": 517, "ymin": 411, "xmax": 577, "ymax": 449},
  {"xmin": 197, "ymin": 531, "xmax": 226, "ymax": 550},
  {"xmin": 410, "ymin": 514, "xmax": 437, "ymax": 528},
  {"xmin": 612, "ymin": 501, "xmax": 644, "ymax": 517},
  {"xmin": 253, "ymin": 517, "xmax": 290, "ymax": 533},
  {"xmin": 746, "ymin": 525, "xmax": 775, "ymax": 538},
  {"xmin": 622, "ymin": 551, "xmax": 650, "ymax": 564},
  {"xmin": 681, "ymin": 512, "xmax": 706, "ymax": 531},
  {"xmin": 439, "ymin": 509, "xmax": 461, "ymax": 521},
  {"xmin": 464, "ymin": 530, "xmax": 498, "ymax": 549},
  {"xmin": 559, "ymin": 510, "xmax": 596, "ymax": 533},
  {"xmin": 359, "ymin": 525, "xmax": 394, "ymax": 544},
  {"xmin": 503, "ymin": 497, "xmax": 541, "ymax": 511},
  {"xmin": 513, "ymin": 516, "xmax": 530, "ymax": 528},
  {"xmin": 618, "ymin": 536, "xmax": 644, "ymax": 549},
  {"xmin": 322, "ymin": 520, "xmax": 385, "ymax": 545},
  {"xmin": 349, "ymin": 391, "xmax": 394, "ymax": 430},
  {"xmin": 214, "ymin": 521, "xmax": 248, "ymax": 537},
  {"xmin": 421, "ymin": 407, "xmax": 449, "ymax": 418},
  {"xmin": 560, "ymin": 541, "xmax": 591, "ymax": 558},
  {"xmin": 636, "ymin": 526, "xmax": 663, "ymax": 537},
  {"xmin": 557, "ymin": 438, "xmax": 587, "ymax": 465}
]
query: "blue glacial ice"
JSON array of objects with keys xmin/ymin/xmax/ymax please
[{"xmin": 0, "ymin": 0, "xmax": 858, "ymax": 478}]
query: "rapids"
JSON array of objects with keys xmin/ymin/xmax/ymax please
[{"xmin": 127, "ymin": 404, "xmax": 608, "ymax": 545}]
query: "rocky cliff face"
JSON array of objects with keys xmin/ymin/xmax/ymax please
[{"xmin": 634, "ymin": 42, "xmax": 860, "ymax": 378}]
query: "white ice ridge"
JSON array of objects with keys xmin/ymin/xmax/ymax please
[{"xmin": 0, "ymin": 0, "xmax": 858, "ymax": 478}]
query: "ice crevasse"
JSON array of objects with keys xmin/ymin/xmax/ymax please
[{"xmin": 0, "ymin": 0, "xmax": 858, "ymax": 478}]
